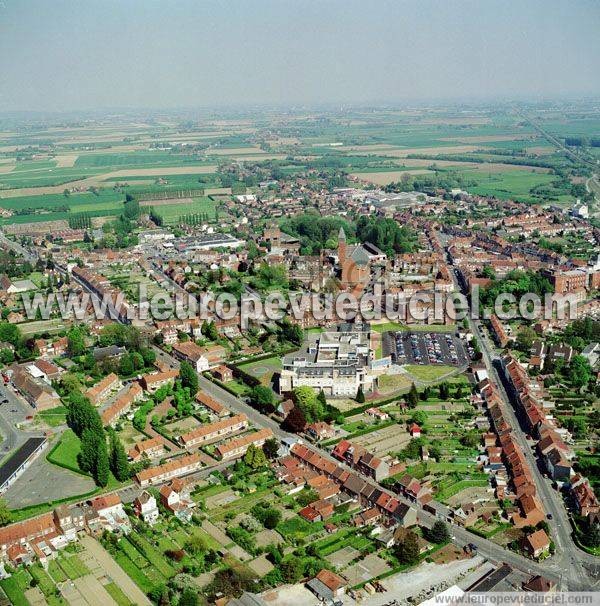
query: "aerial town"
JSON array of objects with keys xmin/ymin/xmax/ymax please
[{"xmin": 0, "ymin": 2, "xmax": 599, "ymax": 606}]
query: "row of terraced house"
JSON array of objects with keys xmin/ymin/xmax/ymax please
[{"xmin": 501, "ymin": 354, "xmax": 599, "ymax": 521}]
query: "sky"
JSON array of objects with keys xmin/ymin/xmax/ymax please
[{"xmin": 0, "ymin": 0, "xmax": 599, "ymax": 112}]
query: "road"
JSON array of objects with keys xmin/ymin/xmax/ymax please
[{"xmin": 0, "ymin": 231, "xmax": 37, "ymax": 264}]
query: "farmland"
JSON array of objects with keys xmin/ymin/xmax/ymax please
[{"xmin": 0, "ymin": 105, "xmax": 597, "ymax": 228}]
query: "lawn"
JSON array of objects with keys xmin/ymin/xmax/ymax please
[
  {"xmin": 57, "ymin": 553, "xmax": 90, "ymax": 579},
  {"xmin": 404, "ymin": 365, "xmax": 457, "ymax": 382},
  {"xmin": 371, "ymin": 322, "xmax": 456, "ymax": 334},
  {"xmin": 435, "ymin": 477, "xmax": 489, "ymax": 503},
  {"xmin": 0, "ymin": 569, "xmax": 32, "ymax": 606},
  {"xmin": 29, "ymin": 564, "xmax": 67, "ymax": 605},
  {"xmin": 37, "ymin": 406, "xmax": 68, "ymax": 428},
  {"xmin": 47, "ymin": 429, "xmax": 84, "ymax": 474},
  {"xmin": 277, "ymin": 516, "xmax": 323, "ymax": 541}
]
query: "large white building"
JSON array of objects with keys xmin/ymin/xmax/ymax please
[{"xmin": 279, "ymin": 323, "xmax": 381, "ymax": 397}]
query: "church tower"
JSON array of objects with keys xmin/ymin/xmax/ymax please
[{"xmin": 338, "ymin": 226, "xmax": 347, "ymax": 264}]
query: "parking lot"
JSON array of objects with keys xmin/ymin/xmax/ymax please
[{"xmin": 384, "ymin": 331, "xmax": 468, "ymax": 366}]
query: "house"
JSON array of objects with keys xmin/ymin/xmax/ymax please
[
  {"xmin": 196, "ymin": 391, "xmax": 229, "ymax": 417},
  {"xmin": 11, "ymin": 366, "xmax": 60, "ymax": 410},
  {"xmin": 90, "ymin": 494, "xmax": 130, "ymax": 534},
  {"xmin": 353, "ymin": 507, "xmax": 383, "ymax": 528},
  {"xmin": 522, "ymin": 575, "xmax": 556, "ymax": 593},
  {"xmin": 306, "ymin": 569, "xmax": 347, "ymax": 601},
  {"xmin": 160, "ymin": 481, "xmax": 195, "ymax": 522},
  {"xmin": 365, "ymin": 407, "xmax": 389, "ymax": 421},
  {"xmin": 211, "ymin": 365, "xmax": 232, "ymax": 382},
  {"xmin": 393, "ymin": 503, "xmax": 418, "ymax": 527},
  {"xmin": 544, "ymin": 447, "xmax": 572, "ymax": 482},
  {"xmin": 31, "ymin": 359, "xmax": 62, "ymax": 382},
  {"xmin": 0, "ymin": 513, "xmax": 57, "ymax": 556},
  {"xmin": 133, "ymin": 491, "xmax": 159, "ymax": 525},
  {"xmin": 215, "ymin": 428, "xmax": 274, "ymax": 460},
  {"xmin": 546, "ymin": 343, "xmax": 573, "ymax": 366},
  {"xmin": 53, "ymin": 504, "xmax": 85, "ymax": 541},
  {"xmin": 101, "ymin": 383, "xmax": 144, "ymax": 427},
  {"xmin": 135, "ymin": 454, "xmax": 202, "ymax": 488},
  {"xmin": 523, "ymin": 529, "xmax": 550, "ymax": 559},
  {"xmin": 179, "ymin": 414, "xmax": 248, "ymax": 449},
  {"xmin": 356, "ymin": 452, "xmax": 390, "ymax": 482},
  {"xmin": 571, "ymin": 475, "xmax": 600, "ymax": 517},
  {"xmin": 172, "ymin": 341, "xmax": 210, "ymax": 373},
  {"xmin": 306, "ymin": 421, "xmax": 335, "ymax": 442},
  {"xmin": 128, "ymin": 437, "xmax": 166, "ymax": 462},
  {"xmin": 86, "ymin": 373, "xmax": 121, "ymax": 406},
  {"xmin": 141, "ymin": 370, "xmax": 179, "ymax": 393},
  {"xmin": 275, "ymin": 399, "xmax": 295, "ymax": 420},
  {"xmin": 409, "ymin": 423, "xmax": 421, "ymax": 438}
]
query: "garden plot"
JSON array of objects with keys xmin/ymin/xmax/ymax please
[
  {"xmin": 326, "ymin": 546, "xmax": 361, "ymax": 569},
  {"xmin": 254, "ymin": 529, "xmax": 285, "ymax": 548},
  {"xmin": 446, "ymin": 486, "xmax": 495, "ymax": 508},
  {"xmin": 205, "ymin": 488, "xmax": 239, "ymax": 509},
  {"xmin": 354, "ymin": 424, "xmax": 411, "ymax": 457},
  {"xmin": 163, "ymin": 415, "xmax": 202, "ymax": 439},
  {"xmin": 343, "ymin": 553, "xmax": 391, "ymax": 585},
  {"xmin": 248, "ymin": 554, "xmax": 274, "ymax": 577}
]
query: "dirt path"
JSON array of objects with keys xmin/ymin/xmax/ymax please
[{"xmin": 79, "ymin": 535, "xmax": 152, "ymax": 606}]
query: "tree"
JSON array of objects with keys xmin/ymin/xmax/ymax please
[
  {"xmin": 427, "ymin": 520, "xmax": 450, "ymax": 544},
  {"xmin": 252, "ymin": 502, "xmax": 282, "ymax": 529},
  {"xmin": 439, "ymin": 382, "xmax": 450, "ymax": 400},
  {"xmin": 179, "ymin": 588, "xmax": 199, "ymax": 606},
  {"xmin": 95, "ymin": 444, "xmax": 110, "ymax": 487},
  {"xmin": 568, "ymin": 355, "xmax": 592, "ymax": 388},
  {"xmin": 185, "ymin": 535, "xmax": 208, "ymax": 555},
  {"xmin": 201, "ymin": 321, "xmax": 219, "ymax": 341},
  {"xmin": 109, "ymin": 429, "xmax": 130, "ymax": 481},
  {"xmin": 0, "ymin": 498, "xmax": 12, "ymax": 526},
  {"xmin": 140, "ymin": 347, "xmax": 156, "ymax": 366},
  {"xmin": 0, "ymin": 348, "xmax": 14, "ymax": 365},
  {"xmin": 584, "ymin": 523, "xmax": 600, "ymax": 548},
  {"xmin": 407, "ymin": 383, "xmax": 419, "ymax": 408},
  {"xmin": 516, "ymin": 326, "xmax": 537, "ymax": 352},
  {"xmin": 460, "ymin": 432, "xmax": 480, "ymax": 448},
  {"xmin": 179, "ymin": 361, "xmax": 199, "ymax": 394},
  {"xmin": 395, "ymin": 531, "xmax": 420, "ymax": 565},
  {"xmin": 356, "ymin": 385, "xmax": 365, "ymax": 403},
  {"xmin": 67, "ymin": 327, "xmax": 86, "ymax": 357},
  {"xmin": 244, "ymin": 444, "xmax": 267, "ymax": 469},
  {"xmin": 293, "ymin": 386, "xmax": 324, "ymax": 422},
  {"xmin": 249, "ymin": 385, "xmax": 275, "ymax": 414},
  {"xmin": 280, "ymin": 556, "xmax": 304, "ymax": 583},
  {"xmin": 262, "ymin": 437, "xmax": 279, "ymax": 459},
  {"xmin": 281, "ymin": 406, "xmax": 307, "ymax": 432},
  {"xmin": 118, "ymin": 355, "xmax": 134, "ymax": 377},
  {"xmin": 411, "ymin": 410, "xmax": 427, "ymax": 426}
]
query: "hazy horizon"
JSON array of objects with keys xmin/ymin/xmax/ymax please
[{"xmin": 1, "ymin": 0, "xmax": 599, "ymax": 113}]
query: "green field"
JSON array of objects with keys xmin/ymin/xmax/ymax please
[
  {"xmin": 47, "ymin": 429, "xmax": 84, "ymax": 474},
  {"xmin": 150, "ymin": 196, "xmax": 217, "ymax": 224}
]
